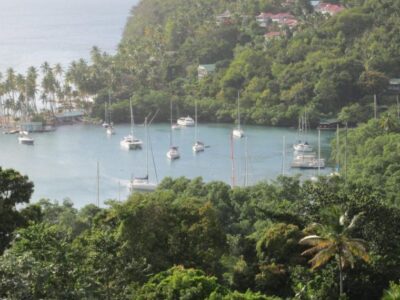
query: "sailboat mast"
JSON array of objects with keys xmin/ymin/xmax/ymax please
[
  {"xmin": 104, "ymin": 102, "xmax": 107, "ymax": 123},
  {"xmin": 130, "ymin": 99, "xmax": 134, "ymax": 136},
  {"xmin": 194, "ymin": 100, "xmax": 198, "ymax": 142},
  {"xmin": 230, "ymin": 133, "xmax": 236, "ymax": 187},
  {"xmin": 145, "ymin": 117, "xmax": 149, "ymax": 177},
  {"xmin": 244, "ymin": 136, "xmax": 248, "ymax": 186},
  {"xmin": 282, "ymin": 136, "xmax": 286, "ymax": 176},
  {"xmin": 96, "ymin": 161, "xmax": 100, "ymax": 207},
  {"xmin": 237, "ymin": 91, "xmax": 241, "ymax": 130},
  {"xmin": 108, "ymin": 91, "xmax": 112, "ymax": 124},
  {"xmin": 336, "ymin": 123, "xmax": 340, "ymax": 172},
  {"xmin": 318, "ymin": 128, "xmax": 321, "ymax": 176},
  {"xmin": 169, "ymin": 99, "xmax": 173, "ymax": 146}
]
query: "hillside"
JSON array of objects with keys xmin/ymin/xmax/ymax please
[{"xmin": 92, "ymin": 0, "xmax": 396, "ymax": 126}]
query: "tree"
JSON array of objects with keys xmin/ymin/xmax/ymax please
[
  {"xmin": 299, "ymin": 212, "xmax": 369, "ymax": 297},
  {"xmin": 381, "ymin": 282, "xmax": 400, "ymax": 300},
  {"xmin": 0, "ymin": 167, "xmax": 34, "ymax": 253}
]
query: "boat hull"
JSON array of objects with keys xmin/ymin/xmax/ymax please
[
  {"xmin": 293, "ymin": 143, "xmax": 313, "ymax": 152},
  {"xmin": 192, "ymin": 142, "xmax": 205, "ymax": 152},
  {"xmin": 18, "ymin": 137, "xmax": 34, "ymax": 145},
  {"xmin": 232, "ymin": 128, "xmax": 244, "ymax": 138},
  {"xmin": 120, "ymin": 141, "xmax": 142, "ymax": 150},
  {"xmin": 177, "ymin": 117, "xmax": 195, "ymax": 127},
  {"xmin": 130, "ymin": 181, "xmax": 158, "ymax": 192},
  {"xmin": 166, "ymin": 149, "xmax": 180, "ymax": 160}
]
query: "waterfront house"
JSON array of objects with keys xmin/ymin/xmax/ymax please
[
  {"xmin": 198, "ymin": 64, "xmax": 216, "ymax": 80},
  {"xmin": 20, "ymin": 122, "xmax": 43, "ymax": 132},
  {"xmin": 54, "ymin": 110, "xmax": 85, "ymax": 124}
]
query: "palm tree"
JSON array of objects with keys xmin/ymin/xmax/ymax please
[
  {"xmin": 26, "ymin": 66, "xmax": 38, "ymax": 113},
  {"xmin": 299, "ymin": 212, "xmax": 369, "ymax": 297}
]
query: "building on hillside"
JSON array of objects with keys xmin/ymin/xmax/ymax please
[
  {"xmin": 315, "ymin": 3, "xmax": 345, "ymax": 15},
  {"xmin": 388, "ymin": 78, "xmax": 400, "ymax": 94},
  {"xmin": 198, "ymin": 64, "xmax": 216, "ymax": 80},
  {"xmin": 317, "ymin": 119, "xmax": 342, "ymax": 130},
  {"xmin": 216, "ymin": 10, "xmax": 232, "ymax": 25},
  {"xmin": 256, "ymin": 12, "xmax": 298, "ymax": 28}
]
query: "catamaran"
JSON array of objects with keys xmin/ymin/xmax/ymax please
[{"xmin": 120, "ymin": 99, "xmax": 142, "ymax": 150}]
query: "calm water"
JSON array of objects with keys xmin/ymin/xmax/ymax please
[
  {"xmin": 0, "ymin": 0, "xmax": 137, "ymax": 73},
  {"xmin": 0, "ymin": 124, "xmax": 334, "ymax": 207}
]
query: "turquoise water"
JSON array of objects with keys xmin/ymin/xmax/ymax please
[
  {"xmin": 0, "ymin": 0, "xmax": 137, "ymax": 72},
  {"xmin": 0, "ymin": 124, "xmax": 334, "ymax": 207}
]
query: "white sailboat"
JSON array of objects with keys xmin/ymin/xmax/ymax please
[
  {"xmin": 130, "ymin": 117, "xmax": 158, "ymax": 191},
  {"xmin": 18, "ymin": 94, "xmax": 34, "ymax": 145},
  {"xmin": 232, "ymin": 91, "xmax": 244, "ymax": 138},
  {"xmin": 293, "ymin": 111, "xmax": 313, "ymax": 152},
  {"xmin": 106, "ymin": 93, "xmax": 116, "ymax": 135},
  {"xmin": 167, "ymin": 99, "xmax": 180, "ymax": 160},
  {"xmin": 192, "ymin": 99, "xmax": 205, "ymax": 153},
  {"xmin": 120, "ymin": 99, "xmax": 142, "ymax": 150},
  {"xmin": 291, "ymin": 128, "xmax": 324, "ymax": 169},
  {"xmin": 106, "ymin": 126, "xmax": 115, "ymax": 135},
  {"xmin": 102, "ymin": 102, "xmax": 109, "ymax": 128}
]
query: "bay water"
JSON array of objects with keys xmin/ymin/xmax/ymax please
[{"xmin": 0, "ymin": 124, "xmax": 334, "ymax": 207}]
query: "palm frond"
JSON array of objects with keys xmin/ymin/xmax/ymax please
[
  {"xmin": 347, "ymin": 212, "xmax": 365, "ymax": 229},
  {"xmin": 301, "ymin": 240, "xmax": 332, "ymax": 256},
  {"xmin": 309, "ymin": 246, "xmax": 336, "ymax": 269},
  {"xmin": 347, "ymin": 241, "xmax": 370, "ymax": 263},
  {"xmin": 299, "ymin": 235, "xmax": 326, "ymax": 246}
]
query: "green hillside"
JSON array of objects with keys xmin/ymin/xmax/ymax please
[{"xmin": 95, "ymin": 0, "xmax": 399, "ymax": 125}]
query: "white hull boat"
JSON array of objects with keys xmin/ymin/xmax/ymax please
[
  {"xmin": 167, "ymin": 146, "xmax": 180, "ymax": 160},
  {"xmin": 177, "ymin": 116, "xmax": 195, "ymax": 126},
  {"xmin": 120, "ymin": 135, "xmax": 142, "ymax": 149},
  {"xmin": 130, "ymin": 176, "xmax": 157, "ymax": 192},
  {"xmin": 232, "ymin": 91, "xmax": 244, "ymax": 138},
  {"xmin": 18, "ymin": 134, "xmax": 34, "ymax": 145},
  {"xmin": 232, "ymin": 128, "xmax": 244, "ymax": 138},
  {"xmin": 293, "ymin": 142, "xmax": 313, "ymax": 152},
  {"xmin": 106, "ymin": 126, "xmax": 115, "ymax": 135},
  {"xmin": 121, "ymin": 99, "xmax": 142, "ymax": 150},
  {"xmin": 192, "ymin": 141, "xmax": 205, "ymax": 152}
]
